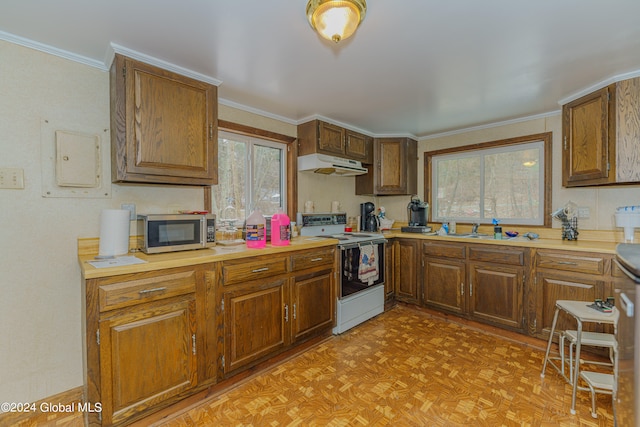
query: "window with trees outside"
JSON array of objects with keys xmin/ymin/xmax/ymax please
[
  {"xmin": 212, "ymin": 130, "xmax": 287, "ymax": 228},
  {"xmin": 426, "ymin": 133, "xmax": 552, "ymax": 227}
]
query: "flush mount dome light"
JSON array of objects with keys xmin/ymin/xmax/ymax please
[{"xmin": 306, "ymin": 0, "xmax": 367, "ymax": 43}]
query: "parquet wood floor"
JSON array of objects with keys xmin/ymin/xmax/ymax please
[{"xmin": 153, "ymin": 304, "xmax": 614, "ymax": 427}]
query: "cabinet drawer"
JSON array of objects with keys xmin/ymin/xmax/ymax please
[
  {"xmin": 223, "ymin": 256, "xmax": 288, "ymax": 286},
  {"xmin": 536, "ymin": 250, "xmax": 605, "ymax": 275},
  {"xmin": 469, "ymin": 246, "xmax": 525, "ymax": 266},
  {"xmin": 423, "ymin": 241, "xmax": 466, "ymax": 259},
  {"xmin": 291, "ymin": 247, "xmax": 335, "ymax": 272},
  {"xmin": 98, "ymin": 270, "xmax": 196, "ymax": 312}
]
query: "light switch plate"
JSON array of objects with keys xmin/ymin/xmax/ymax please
[
  {"xmin": 121, "ymin": 203, "xmax": 136, "ymax": 220},
  {"xmin": 0, "ymin": 168, "xmax": 25, "ymax": 189}
]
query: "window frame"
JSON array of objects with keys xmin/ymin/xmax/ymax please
[
  {"xmin": 204, "ymin": 121, "xmax": 297, "ymax": 219},
  {"xmin": 424, "ymin": 132, "xmax": 552, "ymax": 227}
]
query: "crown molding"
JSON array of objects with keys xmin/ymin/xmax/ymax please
[
  {"xmin": 108, "ymin": 43, "xmax": 221, "ymax": 86},
  {"xmin": 558, "ymin": 69, "xmax": 640, "ymax": 105},
  {"xmin": 419, "ymin": 110, "xmax": 560, "ymax": 141},
  {"xmin": 0, "ymin": 30, "xmax": 106, "ymax": 70},
  {"xmin": 218, "ymin": 98, "xmax": 297, "ymax": 125}
]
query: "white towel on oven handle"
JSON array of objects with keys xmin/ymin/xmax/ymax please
[{"xmin": 358, "ymin": 244, "xmax": 379, "ymax": 285}]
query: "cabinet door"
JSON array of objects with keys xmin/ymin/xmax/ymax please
[
  {"xmin": 532, "ymin": 271, "xmax": 604, "ymax": 339},
  {"xmin": 377, "ymin": 138, "xmax": 407, "ymax": 194},
  {"xmin": 99, "ymin": 296, "xmax": 197, "ymax": 425},
  {"xmin": 291, "ymin": 270, "xmax": 334, "ymax": 342},
  {"xmin": 562, "ymin": 86, "xmax": 612, "ymax": 187},
  {"xmin": 345, "ymin": 130, "xmax": 372, "ymax": 163},
  {"xmin": 423, "ymin": 258, "xmax": 466, "ymax": 314},
  {"xmin": 396, "ymin": 239, "xmax": 420, "ymax": 304},
  {"xmin": 223, "ymin": 279, "xmax": 287, "ymax": 374},
  {"xmin": 111, "ymin": 54, "xmax": 217, "ymax": 185},
  {"xmin": 385, "ymin": 241, "xmax": 395, "ymax": 300},
  {"xmin": 318, "ymin": 121, "xmax": 345, "ymax": 156},
  {"xmin": 469, "ymin": 263, "xmax": 524, "ymax": 330}
]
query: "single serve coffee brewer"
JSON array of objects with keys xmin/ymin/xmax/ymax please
[{"xmin": 401, "ymin": 195, "xmax": 431, "ymax": 233}]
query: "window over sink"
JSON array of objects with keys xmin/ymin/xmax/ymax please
[{"xmin": 425, "ymin": 133, "xmax": 552, "ymax": 227}]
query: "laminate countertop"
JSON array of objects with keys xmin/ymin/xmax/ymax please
[
  {"xmin": 78, "ymin": 237, "xmax": 339, "ymax": 279},
  {"xmin": 78, "ymin": 231, "xmax": 622, "ymax": 280},
  {"xmin": 382, "ymin": 229, "xmax": 620, "ymax": 254}
]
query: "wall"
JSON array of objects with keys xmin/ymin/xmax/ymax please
[{"xmin": 0, "ymin": 41, "xmax": 292, "ymax": 405}]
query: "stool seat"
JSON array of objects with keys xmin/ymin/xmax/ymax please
[{"xmin": 563, "ymin": 330, "xmax": 616, "ymax": 347}]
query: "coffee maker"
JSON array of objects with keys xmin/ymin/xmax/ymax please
[
  {"xmin": 401, "ymin": 196, "xmax": 431, "ymax": 233},
  {"xmin": 360, "ymin": 202, "xmax": 378, "ymax": 232}
]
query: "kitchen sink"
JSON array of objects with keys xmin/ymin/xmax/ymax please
[{"xmin": 446, "ymin": 233, "xmax": 492, "ymax": 239}]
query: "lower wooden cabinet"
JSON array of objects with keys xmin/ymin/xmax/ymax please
[
  {"xmin": 419, "ymin": 241, "xmax": 526, "ymax": 332},
  {"xmin": 220, "ymin": 248, "xmax": 336, "ymax": 378},
  {"xmin": 468, "ymin": 263, "xmax": 524, "ymax": 330},
  {"xmin": 423, "ymin": 257, "xmax": 465, "ymax": 315},
  {"xmin": 395, "ymin": 239, "xmax": 421, "ymax": 304},
  {"xmin": 99, "ymin": 295, "xmax": 198, "ymax": 426},
  {"xmin": 531, "ymin": 249, "xmax": 611, "ymax": 339},
  {"xmin": 291, "ymin": 270, "xmax": 334, "ymax": 342},
  {"xmin": 84, "ymin": 264, "xmax": 216, "ymax": 426},
  {"xmin": 222, "ymin": 278, "xmax": 288, "ymax": 374}
]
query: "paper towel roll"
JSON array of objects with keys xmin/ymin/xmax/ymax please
[{"xmin": 98, "ymin": 209, "xmax": 130, "ymax": 257}]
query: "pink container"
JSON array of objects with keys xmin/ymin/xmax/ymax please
[{"xmin": 270, "ymin": 210, "xmax": 291, "ymax": 246}]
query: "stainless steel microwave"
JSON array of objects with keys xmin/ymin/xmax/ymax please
[{"xmin": 137, "ymin": 213, "xmax": 216, "ymax": 254}]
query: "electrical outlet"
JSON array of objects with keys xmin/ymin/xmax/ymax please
[
  {"xmin": 0, "ymin": 168, "xmax": 25, "ymax": 189},
  {"xmin": 577, "ymin": 207, "xmax": 590, "ymax": 218},
  {"xmin": 121, "ymin": 203, "xmax": 136, "ymax": 220}
]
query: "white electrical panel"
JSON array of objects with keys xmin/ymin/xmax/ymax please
[
  {"xmin": 41, "ymin": 118, "xmax": 111, "ymax": 198},
  {"xmin": 55, "ymin": 130, "xmax": 100, "ymax": 187}
]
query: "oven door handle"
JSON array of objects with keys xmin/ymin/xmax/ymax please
[{"xmin": 340, "ymin": 239, "xmax": 387, "ymax": 250}]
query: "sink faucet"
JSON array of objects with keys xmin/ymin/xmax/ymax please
[{"xmin": 472, "ymin": 223, "xmax": 480, "ymax": 234}]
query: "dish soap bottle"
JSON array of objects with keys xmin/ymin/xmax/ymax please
[
  {"xmin": 245, "ymin": 208, "xmax": 267, "ymax": 248},
  {"xmin": 270, "ymin": 209, "xmax": 291, "ymax": 246}
]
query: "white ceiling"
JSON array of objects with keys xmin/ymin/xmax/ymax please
[{"xmin": 2, "ymin": 0, "xmax": 640, "ymax": 138}]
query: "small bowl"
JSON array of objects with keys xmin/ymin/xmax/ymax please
[{"xmin": 505, "ymin": 231, "xmax": 519, "ymax": 238}]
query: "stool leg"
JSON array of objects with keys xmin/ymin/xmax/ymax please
[
  {"xmin": 570, "ymin": 320, "xmax": 583, "ymax": 415},
  {"xmin": 541, "ymin": 306, "xmax": 560, "ymax": 378}
]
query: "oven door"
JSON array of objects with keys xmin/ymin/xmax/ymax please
[
  {"xmin": 614, "ymin": 259, "xmax": 638, "ymax": 427},
  {"xmin": 340, "ymin": 241, "xmax": 385, "ymax": 299}
]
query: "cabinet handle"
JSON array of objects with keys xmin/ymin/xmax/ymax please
[
  {"xmin": 470, "ymin": 281, "xmax": 473, "ymax": 297},
  {"xmin": 138, "ymin": 287, "xmax": 167, "ymax": 295},
  {"xmin": 461, "ymin": 283, "xmax": 464, "ymax": 296},
  {"xmin": 192, "ymin": 334, "xmax": 196, "ymax": 355},
  {"xmin": 252, "ymin": 267, "xmax": 269, "ymax": 273},
  {"xmin": 563, "ymin": 135, "xmax": 567, "ymax": 150},
  {"xmin": 556, "ymin": 261, "xmax": 577, "ymax": 265},
  {"xmin": 284, "ymin": 304, "xmax": 289, "ymax": 322},
  {"xmin": 310, "ymin": 257, "xmax": 323, "ymax": 262},
  {"xmin": 293, "ymin": 303, "xmax": 297, "ymax": 320}
]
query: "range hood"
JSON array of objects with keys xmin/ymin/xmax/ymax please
[{"xmin": 298, "ymin": 153, "xmax": 368, "ymax": 176}]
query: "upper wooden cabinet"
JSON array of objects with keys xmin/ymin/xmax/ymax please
[
  {"xmin": 297, "ymin": 120, "xmax": 373, "ymax": 163},
  {"xmin": 356, "ymin": 137, "xmax": 417, "ymax": 195},
  {"xmin": 110, "ymin": 54, "xmax": 218, "ymax": 185},
  {"xmin": 562, "ymin": 77, "xmax": 640, "ymax": 187}
]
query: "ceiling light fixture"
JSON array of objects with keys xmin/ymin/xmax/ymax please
[{"xmin": 306, "ymin": 0, "xmax": 367, "ymax": 43}]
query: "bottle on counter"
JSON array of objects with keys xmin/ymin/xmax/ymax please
[
  {"xmin": 245, "ymin": 208, "xmax": 267, "ymax": 248},
  {"xmin": 270, "ymin": 209, "xmax": 291, "ymax": 246}
]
